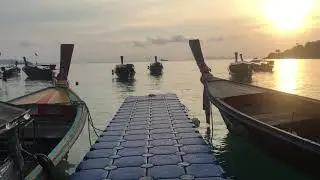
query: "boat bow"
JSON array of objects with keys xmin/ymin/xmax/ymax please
[{"xmin": 55, "ymin": 44, "xmax": 74, "ymax": 87}]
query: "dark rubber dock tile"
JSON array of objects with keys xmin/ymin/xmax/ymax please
[
  {"xmin": 149, "ymin": 165, "xmax": 184, "ymax": 179},
  {"xmin": 181, "ymin": 145, "xmax": 211, "ymax": 154},
  {"xmin": 84, "ymin": 149, "xmax": 113, "ymax": 159},
  {"xmin": 125, "ymin": 129, "xmax": 147, "ymax": 135},
  {"xmin": 109, "ymin": 167, "xmax": 144, "ymax": 180},
  {"xmin": 178, "ymin": 138, "xmax": 207, "ymax": 145},
  {"xmin": 70, "ymin": 169, "xmax": 107, "ymax": 180},
  {"xmin": 77, "ymin": 158, "xmax": 111, "ymax": 170},
  {"xmin": 149, "ymin": 146, "xmax": 179, "ymax": 155},
  {"xmin": 151, "ymin": 133, "xmax": 174, "ymax": 140},
  {"xmin": 118, "ymin": 147, "xmax": 146, "ymax": 156},
  {"xmin": 183, "ymin": 153, "xmax": 216, "ymax": 164},
  {"xmin": 113, "ymin": 156, "xmax": 145, "ymax": 167},
  {"xmin": 186, "ymin": 164, "xmax": 223, "ymax": 177},
  {"xmin": 150, "ymin": 128, "xmax": 173, "ymax": 134},
  {"xmin": 177, "ymin": 132, "xmax": 200, "ymax": 139},
  {"xmin": 96, "ymin": 135, "xmax": 122, "ymax": 142},
  {"xmin": 121, "ymin": 140, "xmax": 146, "ymax": 148},
  {"xmin": 150, "ymin": 139, "xmax": 175, "ymax": 146},
  {"xmin": 151, "ymin": 123, "xmax": 172, "ymax": 129},
  {"xmin": 123, "ymin": 134, "xmax": 147, "ymax": 141},
  {"xmin": 196, "ymin": 177, "xmax": 226, "ymax": 180},
  {"xmin": 149, "ymin": 154, "xmax": 182, "ymax": 166},
  {"xmin": 91, "ymin": 142, "xmax": 118, "ymax": 150},
  {"xmin": 101, "ymin": 130, "xmax": 123, "ymax": 136}
]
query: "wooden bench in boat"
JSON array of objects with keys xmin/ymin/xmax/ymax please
[
  {"xmin": 14, "ymin": 104, "xmax": 77, "ymax": 139},
  {"xmin": 252, "ymin": 112, "xmax": 312, "ymax": 126}
]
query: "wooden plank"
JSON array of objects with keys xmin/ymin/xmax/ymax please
[{"xmin": 207, "ymin": 80, "xmax": 265, "ymax": 98}]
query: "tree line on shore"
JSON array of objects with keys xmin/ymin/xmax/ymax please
[{"xmin": 265, "ymin": 40, "xmax": 320, "ymax": 59}]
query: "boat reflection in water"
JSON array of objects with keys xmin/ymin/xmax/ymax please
[
  {"xmin": 148, "ymin": 73, "xmax": 163, "ymax": 90},
  {"xmin": 214, "ymin": 133, "xmax": 312, "ymax": 180},
  {"xmin": 112, "ymin": 78, "xmax": 136, "ymax": 94}
]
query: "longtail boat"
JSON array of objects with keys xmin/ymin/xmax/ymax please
[
  {"xmin": 250, "ymin": 59, "xmax": 274, "ymax": 72},
  {"xmin": 0, "ymin": 44, "xmax": 89, "ymax": 180},
  {"xmin": 148, "ymin": 56, "xmax": 163, "ymax": 76},
  {"xmin": 0, "ymin": 64, "xmax": 21, "ymax": 80},
  {"xmin": 22, "ymin": 57, "xmax": 55, "ymax": 80},
  {"xmin": 228, "ymin": 52, "xmax": 252, "ymax": 78},
  {"xmin": 189, "ymin": 39, "xmax": 320, "ymax": 177},
  {"xmin": 113, "ymin": 56, "xmax": 135, "ymax": 81}
]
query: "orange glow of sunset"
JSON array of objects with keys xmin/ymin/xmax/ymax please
[{"xmin": 262, "ymin": 0, "xmax": 314, "ymax": 32}]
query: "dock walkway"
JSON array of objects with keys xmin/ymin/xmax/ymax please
[{"xmin": 71, "ymin": 94, "xmax": 225, "ymax": 180}]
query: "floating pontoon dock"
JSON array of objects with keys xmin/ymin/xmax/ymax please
[{"xmin": 71, "ymin": 94, "xmax": 226, "ymax": 180}]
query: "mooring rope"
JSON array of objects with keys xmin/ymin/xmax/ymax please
[
  {"xmin": 71, "ymin": 101, "xmax": 104, "ymax": 146},
  {"xmin": 210, "ymin": 103, "xmax": 214, "ymax": 142}
]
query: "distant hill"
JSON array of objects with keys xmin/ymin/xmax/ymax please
[
  {"xmin": 0, "ymin": 59, "xmax": 24, "ymax": 64},
  {"xmin": 0, "ymin": 59, "xmax": 43, "ymax": 65},
  {"xmin": 265, "ymin": 40, "xmax": 320, "ymax": 59}
]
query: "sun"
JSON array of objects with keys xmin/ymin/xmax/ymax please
[{"xmin": 262, "ymin": 0, "xmax": 313, "ymax": 32}]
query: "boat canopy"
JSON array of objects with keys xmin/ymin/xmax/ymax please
[{"xmin": 0, "ymin": 102, "xmax": 30, "ymax": 134}]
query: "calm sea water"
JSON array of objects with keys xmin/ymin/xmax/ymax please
[{"xmin": 2, "ymin": 59, "xmax": 320, "ymax": 180}]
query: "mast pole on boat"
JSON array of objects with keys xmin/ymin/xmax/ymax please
[
  {"xmin": 189, "ymin": 39, "xmax": 213, "ymax": 82},
  {"xmin": 240, "ymin": 53, "xmax": 243, "ymax": 61},
  {"xmin": 55, "ymin": 44, "xmax": 74, "ymax": 87},
  {"xmin": 235, "ymin": 52, "xmax": 238, "ymax": 62},
  {"xmin": 120, "ymin": 56, "xmax": 124, "ymax": 64},
  {"xmin": 189, "ymin": 39, "xmax": 213, "ymax": 127}
]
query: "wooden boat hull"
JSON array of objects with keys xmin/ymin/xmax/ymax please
[
  {"xmin": 0, "ymin": 66, "xmax": 20, "ymax": 79},
  {"xmin": 228, "ymin": 63, "xmax": 252, "ymax": 78},
  {"xmin": 8, "ymin": 87, "xmax": 88, "ymax": 180},
  {"xmin": 115, "ymin": 70, "xmax": 135, "ymax": 80},
  {"xmin": 115, "ymin": 66, "xmax": 135, "ymax": 80},
  {"xmin": 149, "ymin": 66, "xmax": 163, "ymax": 76},
  {"xmin": 207, "ymin": 88, "xmax": 320, "ymax": 178},
  {"xmin": 22, "ymin": 67, "xmax": 54, "ymax": 80},
  {"xmin": 251, "ymin": 61, "xmax": 273, "ymax": 72},
  {"xmin": 251, "ymin": 63, "xmax": 262, "ymax": 72}
]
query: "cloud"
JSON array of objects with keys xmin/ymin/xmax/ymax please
[
  {"xmin": 133, "ymin": 35, "xmax": 189, "ymax": 47},
  {"xmin": 207, "ymin": 36, "xmax": 225, "ymax": 42},
  {"xmin": 146, "ymin": 37, "xmax": 169, "ymax": 45},
  {"xmin": 19, "ymin": 40, "xmax": 38, "ymax": 47},
  {"xmin": 132, "ymin": 41, "xmax": 147, "ymax": 47}
]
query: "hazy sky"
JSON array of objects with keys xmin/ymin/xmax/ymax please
[{"xmin": 0, "ymin": 0, "xmax": 319, "ymax": 62}]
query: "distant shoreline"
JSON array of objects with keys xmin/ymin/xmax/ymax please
[{"xmin": 265, "ymin": 40, "xmax": 320, "ymax": 59}]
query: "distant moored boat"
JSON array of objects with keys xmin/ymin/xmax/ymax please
[
  {"xmin": 148, "ymin": 56, "xmax": 163, "ymax": 76},
  {"xmin": 113, "ymin": 56, "xmax": 135, "ymax": 80},
  {"xmin": 228, "ymin": 53, "xmax": 252, "ymax": 78},
  {"xmin": 22, "ymin": 57, "xmax": 56, "ymax": 80},
  {"xmin": 0, "ymin": 63, "xmax": 21, "ymax": 80},
  {"xmin": 250, "ymin": 59, "xmax": 274, "ymax": 72}
]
